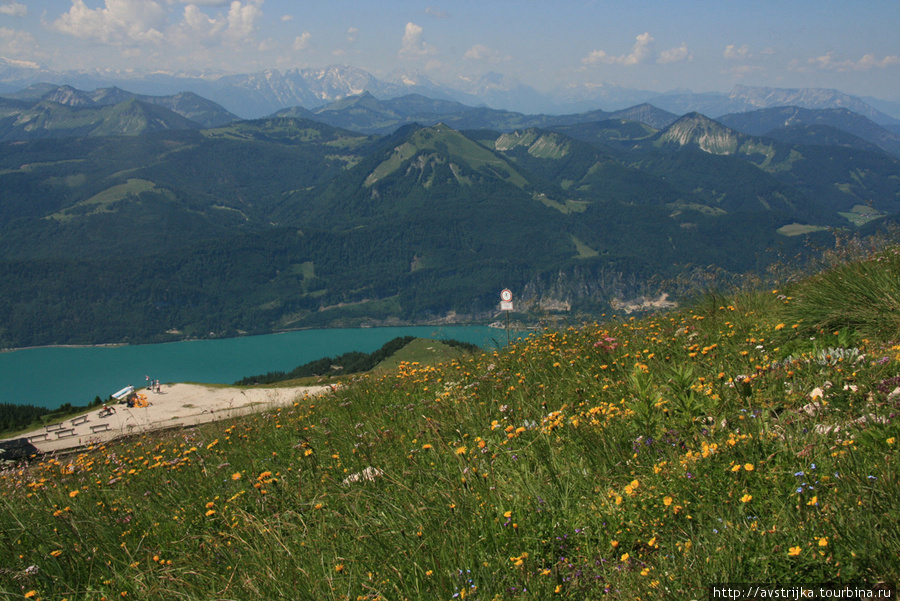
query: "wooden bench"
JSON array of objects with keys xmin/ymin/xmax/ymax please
[
  {"xmin": 71, "ymin": 415, "xmax": 89, "ymax": 426},
  {"xmin": 56, "ymin": 429, "xmax": 76, "ymax": 438},
  {"xmin": 28, "ymin": 433, "xmax": 50, "ymax": 442},
  {"xmin": 45, "ymin": 423, "xmax": 64, "ymax": 432},
  {"xmin": 90, "ymin": 424, "xmax": 110, "ymax": 433}
]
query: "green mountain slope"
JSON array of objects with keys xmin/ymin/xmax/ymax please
[
  {"xmin": 0, "ymin": 98, "xmax": 201, "ymax": 141},
  {"xmin": 1, "ymin": 115, "xmax": 898, "ymax": 348}
]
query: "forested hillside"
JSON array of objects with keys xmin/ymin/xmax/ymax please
[{"xmin": 1, "ymin": 109, "xmax": 899, "ymax": 348}]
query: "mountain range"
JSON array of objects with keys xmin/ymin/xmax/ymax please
[
  {"xmin": 2, "ymin": 85, "xmax": 900, "ymax": 348},
  {"xmin": 2, "ymin": 57, "xmax": 899, "ymax": 124},
  {"xmin": 5, "ymin": 82, "xmax": 900, "ymax": 167}
]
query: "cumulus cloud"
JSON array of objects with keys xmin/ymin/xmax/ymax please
[
  {"xmin": 347, "ymin": 27, "xmax": 358, "ymax": 43},
  {"xmin": 281, "ymin": 15, "xmax": 293, "ymax": 22},
  {"xmin": 50, "ymin": 0, "xmax": 167, "ymax": 45},
  {"xmin": 293, "ymin": 31, "xmax": 311, "ymax": 51},
  {"xmin": 224, "ymin": 1, "xmax": 263, "ymax": 40},
  {"xmin": 658, "ymin": 43, "xmax": 690, "ymax": 64},
  {"xmin": 583, "ymin": 32, "xmax": 654, "ymax": 66},
  {"xmin": 463, "ymin": 43, "xmax": 510, "ymax": 62},
  {"xmin": 180, "ymin": 4, "xmax": 227, "ymax": 39},
  {"xmin": 809, "ymin": 51, "xmax": 900, "ymax": 71},
  {"xmin": 0, "ymin": 1, "xmax": 27, "ymax": 17},
  {"xmin": 50, "ymin": 0, "xmax": 264, "ymax": 49},
  {"xmin": 399, "ymin": 22, "xmax": 437, "ymax": 59}
]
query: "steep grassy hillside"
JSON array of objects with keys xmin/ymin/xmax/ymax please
[{"xmin": 2, "ymin": 247, "xmax": 898, "ymax": 599}]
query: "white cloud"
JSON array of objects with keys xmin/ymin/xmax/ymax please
[
  {"xmin": 224, "ymin": 1, "xmax": 263, "ymax": 41},
  {"xmin": 49, "ymin": 0, "xmax": 264, "ymax": 51},
  {"xmin": 347, "ymin": 27, "xmax": 358, "ymax": 43},
  {"xmin": 169, "ymin": 0, "xmax": 264, "ymax": 50},
  {"xmin": 293, "ymin": 31, "xmax": 311, "ymax": 51},
  {"xmin": 0, "ymin": 26, "xmax": 36, "ymax": 55},
  {"xmin": 0, "ymin": 1, "xmax": 27, "ymax": 17},
  {"xmin": 724, "ymin": 44, "xmax": 750, "ymax": 60},
  {"xmin": 658, "ymin": 43, "xmax": 690, "ymax": 64},
  {"xmin": 281, "ymin": 15, "xmax": 293, "ymax": 22},
  {"xmin": 50, "ymin": 0, "xmax": 167, "ymax": 45},
  {"xmin": 810, "ymin": 51, "xmax": 900, "ymax": 71},
  {"xmin": 180, "ymin": 4, "xmax": 226, "ymax": 39},
  {"xmin": 583, "ymin": 32, "xmax": 654, "ymax": 66},
  {"xmin": 463, "ymin": 43, "xmax": 510, "ymax": 63},
  {"xmin": 399, "ymin": 22, "xmax": 437, "ymax": 59}
]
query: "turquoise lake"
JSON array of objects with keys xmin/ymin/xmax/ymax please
[{"xmin": 0, "ymin": 326, "xmax": 518, "ymax": 410}]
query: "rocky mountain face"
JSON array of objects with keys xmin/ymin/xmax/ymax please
[{"xmin": 655, "ymin": 113, "xmax": 746, "ymax": 154}]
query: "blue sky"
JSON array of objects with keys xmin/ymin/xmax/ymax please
[{"xmin": 2, "ymin": 0, "xmax": 899, "ymax": 99}]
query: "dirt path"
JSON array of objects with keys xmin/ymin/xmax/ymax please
[{"xmin": 4, "ymin": 383, "xmax": 332, "ymax": 454}]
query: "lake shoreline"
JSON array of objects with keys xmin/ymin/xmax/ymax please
[
  {"xmin": 0, "ymin": 320, "xmax": 496, "ymax": 354},
  {"xmin": 0, "ymin": 325, "xmax": 508, "ymax": 410}
]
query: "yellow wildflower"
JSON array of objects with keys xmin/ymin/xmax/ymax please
[{"xmin": 788, "ymin": 546, "xmax": 801, "ymax": 556}]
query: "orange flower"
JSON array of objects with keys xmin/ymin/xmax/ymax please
[{"xmin": 788, "ymin": 546, "xmax": 801, "ymax": 556}]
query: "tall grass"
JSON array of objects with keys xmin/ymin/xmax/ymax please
[
  {"xmin": 2, "ymin": 247, "xmax": 899, "ymax": 600},
  {"xmin": 788, "ymin": 245, "xmax": 900, "ymax": 338}
]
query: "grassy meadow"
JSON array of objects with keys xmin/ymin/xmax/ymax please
[{"xmin": 2, "ymin": 246, "xmax": 900, "ymax": 600}]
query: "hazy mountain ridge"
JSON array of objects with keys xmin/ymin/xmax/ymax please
[
  {"xmin": 718, "ymin": 106, "xmax": 900, "ymax": 158},
  {"xmin": 2, "ymin": 57, "xmax": 898, "ymax": 122},
  {"xmin": 275, "ymin": 93, "xmax": 679, "ymax": 136},
  {"xmin": 3, "ymin": 83, "xmax": 237, "ymax": 129}
]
